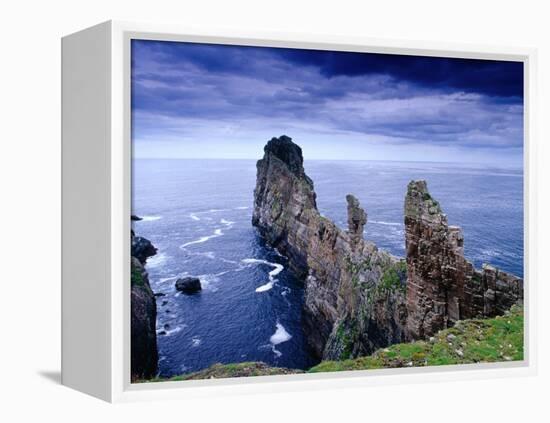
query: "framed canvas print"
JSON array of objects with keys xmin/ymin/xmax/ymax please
[{"xmin": 61, "ymin": 21, "xmax": 537, "ymax": 402}]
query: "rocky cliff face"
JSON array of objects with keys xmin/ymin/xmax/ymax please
[
  {"xmin": 131, "ymin": 230, "xmax": 159, "ymax": 381},
  {"xmin": 253, "ymin": 136, "xmax": 408, "ymax": 359},
  {"xmin": 404, "ymin": 180, "xmax": 523, "ymax": 339},
  {"xmin": 252, "ymin": 136, "xmax": 523, "ymax": 361}
]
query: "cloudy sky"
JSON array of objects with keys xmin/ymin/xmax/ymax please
[{"xmin": 131, "ymin": 40, "xmax": 523, "ymax": 167}]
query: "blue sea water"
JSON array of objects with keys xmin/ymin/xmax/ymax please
[{"xmin": 132, "ymin": 158, "xmax": 523, "ymax": 377}]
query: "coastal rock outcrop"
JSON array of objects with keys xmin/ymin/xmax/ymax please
[
  {"xmin": 252, "ymin": 135, "xmax": 523, "ymax": 361},
  {"xmin": 132, "ymin": 235, "xmax": 158, "ymax": 264},
  {"xmin": 131, "ymin": 229, "xmax": 159, "ymax": 381},
  {"xmin": 175, "ymin": 277, "xmax": 202, "ymax": 294},
  {"xmin": 404, "ymin": 180, "xmax": 523, "ymax": 338},
  {"xmin": 253, "ymin": 136, "xmax": 408, "ymax": 359}
]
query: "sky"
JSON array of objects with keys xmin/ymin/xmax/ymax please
[{"xmin": 131, "ymin": 39, "xmax": 524, "ymax": 167}]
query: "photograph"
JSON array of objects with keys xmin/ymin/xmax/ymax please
[{"xmin": 129, "ymin": 39, "xmax": 524, "ymax": 383}]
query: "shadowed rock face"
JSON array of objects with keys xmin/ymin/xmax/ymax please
[
  {"xmin": 131, "ymin": 231, "xmax": 159, "ymax": 382},
  {"xmin": 252, "ymin": 136, "xmax": 523, "ymax": 360},
  {"xmin": 253, "ymin": 136, "xmax": 408, "ymax": 359}
]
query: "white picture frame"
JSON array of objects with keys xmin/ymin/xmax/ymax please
[{"xmin": 61, "ymin": 20, "xmax": 538, "ymax": 403}]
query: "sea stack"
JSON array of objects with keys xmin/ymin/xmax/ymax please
[
  {"xmin": 252, "ymin": 135, "xmax": 408, "ymax": 359},
  {"xmin": 404, "ymin": 180, "xmax": 524, "ymax": 339},
  {"xmin": 252, "ymin": 136, "xmax": 523, "ymax": 361}
]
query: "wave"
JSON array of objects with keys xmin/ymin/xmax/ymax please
[
  {"xmin": 242, "ymin": 258, "xmax": 284, "ymax": 293},
  {"xmin": 370, "ymin": 220, "xmax": 402, "ymax": 227},
  {"xmin": 255, "ymin": 281, "xmax": 274, "ymax": 292},
  {"xmin": 146, "ymin": 253, "xmax": 168, "ymax": 269},
  {"xmin": 140, "ymin": 215, "xmax": 162, "ymax": 222},
  {"xmin": 269, "ymin": 322, "xmax": 292, "ymax": 357},
  {"xmin": 191, "ymin": 336, "xmax": 202, "ymax": 347},
  {"xmin": 220, "ymin": 218, "xmax": 235, "ymax": 226},
  {"xmin": 270, "ymin": 322, "xmax": 292, "ymax": 345},
  {"xmin": 158, "ymin": 276, "xmax": 178, "ymax": 283},
  {"xmin": 159, "ymin": 326, "xmax": 183, "ymax": 336},
  {"xmin": 189, "ymin": 213, "xmax": 200, "ymax": 221},
  {"xmin": 180, "ymin": 229, "xmax": 223, "ymax": 248}
]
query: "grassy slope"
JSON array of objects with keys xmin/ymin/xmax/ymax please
[
  {"xmin": 149, "ymin": 362, "xmax": 303, "ymax": 382},
  {"xmin": 309, "ymin": 305, "xmax": 523, "ymax": 373},
  {"xmin": 146, "ymin": 306, "xmax": 523, "ymax": 382}
]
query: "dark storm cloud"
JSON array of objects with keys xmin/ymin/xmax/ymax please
[
  {"xmin": 275, "ymin": 49, "xmax": 523, "ymax": 99},
  {"xmin": 131, "ymin": 39, "xmax": 524, "ymax": 152}
]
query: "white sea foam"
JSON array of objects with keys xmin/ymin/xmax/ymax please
[
  {"xmin": 146, "ymin": 253, "xmax": 168, "ymax": 269},
  {"xmin": 370, "ymin": 220, "xmax": 402, "ymax": 227},
  {"xmin": 140, "ymin": 215, "xmax": 162, "ymax": 222},
  {"xmin": 234, "ymin": 206, "xmax": 249, "ymax": 210},
  {"xmin": 180, "ymin": 229, "xmax": 224, "ymax": 248},
  {"xmin": 158, "ymin": 276, "xmax": 178, "ymax": 284},
  {"xmin": 190, "ymin": 213, "xmax": 200, "ymax": 221},
  {"xmin": 196, "ymin": 273, "xmax": 221, "ymax": 290},
  {"xmin": 270, "ymin": 322, "xmax": 292, "ymax": 345},
  {"xmin": 273, "ymin": 248, "xmax": 287, "ymax": 258},
  {"xmin": 161, "ymin": 326, "xmax": 183, "ymax": 336},
  {"xmin": 191, "ymin": 336, "xmax": 202, "ymax": 347},
  {"xmin": 255, "ymin": 281, "xmax": 274, "ymax": 292},
  {"xmin": 242, "ymin": 258, "xmax": 284, "ymax": 293},
  {"xmin": 220, "ymin": 218, "xmax": 235, "ymax": 226}
]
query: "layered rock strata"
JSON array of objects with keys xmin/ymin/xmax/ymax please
[
  {"xmin": 252, "ymin": 135, "xmax": 523, "ymax": 361},
  {"xmin": 404, "ymin": 180, "xmax": 523, "ymax": 338},
  {"xmin": 131, "ymin": 230, "xmax": 159, "ymax": 381},
  {"xmin": 253, "ymin": 136, "xmax": 408, "ymax": 359}
]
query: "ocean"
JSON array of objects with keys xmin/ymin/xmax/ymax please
[{"xmin": 132, "ymin": 158, "xmax": 523, "ymax": 377}]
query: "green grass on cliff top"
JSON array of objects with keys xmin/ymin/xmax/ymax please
[
  {"xmin": 148, "ymin": 362, "xmax": 303, "ymax": 382},
  {"xmin": 309, "ymin": 305, "xmax": 523, "ymax": 373},
  {"xmin": 144, "ymin": 307, "xmax": 523, "ymax": 382}
]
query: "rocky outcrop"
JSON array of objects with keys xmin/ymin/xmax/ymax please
[
  {"xmin": 252, "ymin": 135, "xmax": 523, "ymax": 362},
  {"xmin": 404, "ymin": 180, "xmax": 523, "ymax": 339},
  {"xmin": 131, "ymin": 230, "xmax": 159, "ymax": 381},
  {"xmin": 132, "ymin": 235, "xmax": 158, "ymax": 264},
  {"xmin": 175, "ymin": 277, "xmax": 202, "ymax": 294},
  {"xmin": 253, "ymin": 136, "xmax": 408, "ymax": 359}
]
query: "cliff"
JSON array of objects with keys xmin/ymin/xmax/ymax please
[
  {"xmin": 154, "ymin": 305, "xmax": 523, "ymax": 381},
  {"xmin": 131, "ymin": 229, "xmax": 159, "ymax": 382},
  {"xmin": 404, "ymin": 180, "xmax": 523, "ymax": 338},
  {"xmin": 252, "ymin": 135, "xmax": 523, "ymax": 361},
  {"xmin": 253, "ymin": 136, "xmax": 408, "ymax": 359},
  {"xmin": 309, "ymin": 305, "xmax": 523, "ymax": 372}
]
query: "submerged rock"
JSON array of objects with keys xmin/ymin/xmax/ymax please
[{"xmin": 175, "ymin": 277, "xmax": 202, "ymax": 294}]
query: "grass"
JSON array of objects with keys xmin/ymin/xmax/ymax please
[
  {"xmin": 308, "ymin": 305, "xmax": 523, "ymax": 373},
  {"xmin": 140, "ymin": 306, "xmax": 523, "ymax": 382},
  {"xmin": 145, "ymin": 362, "xmax": 302, "ymax": 382},
  {"xmin": 131, "ymin": 265, "xmax": 144, "ymax": 287}
]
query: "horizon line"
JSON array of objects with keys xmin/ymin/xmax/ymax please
[{"xmin": 132, "ymin": 156, "xmax": 523, "ymax": 169}]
